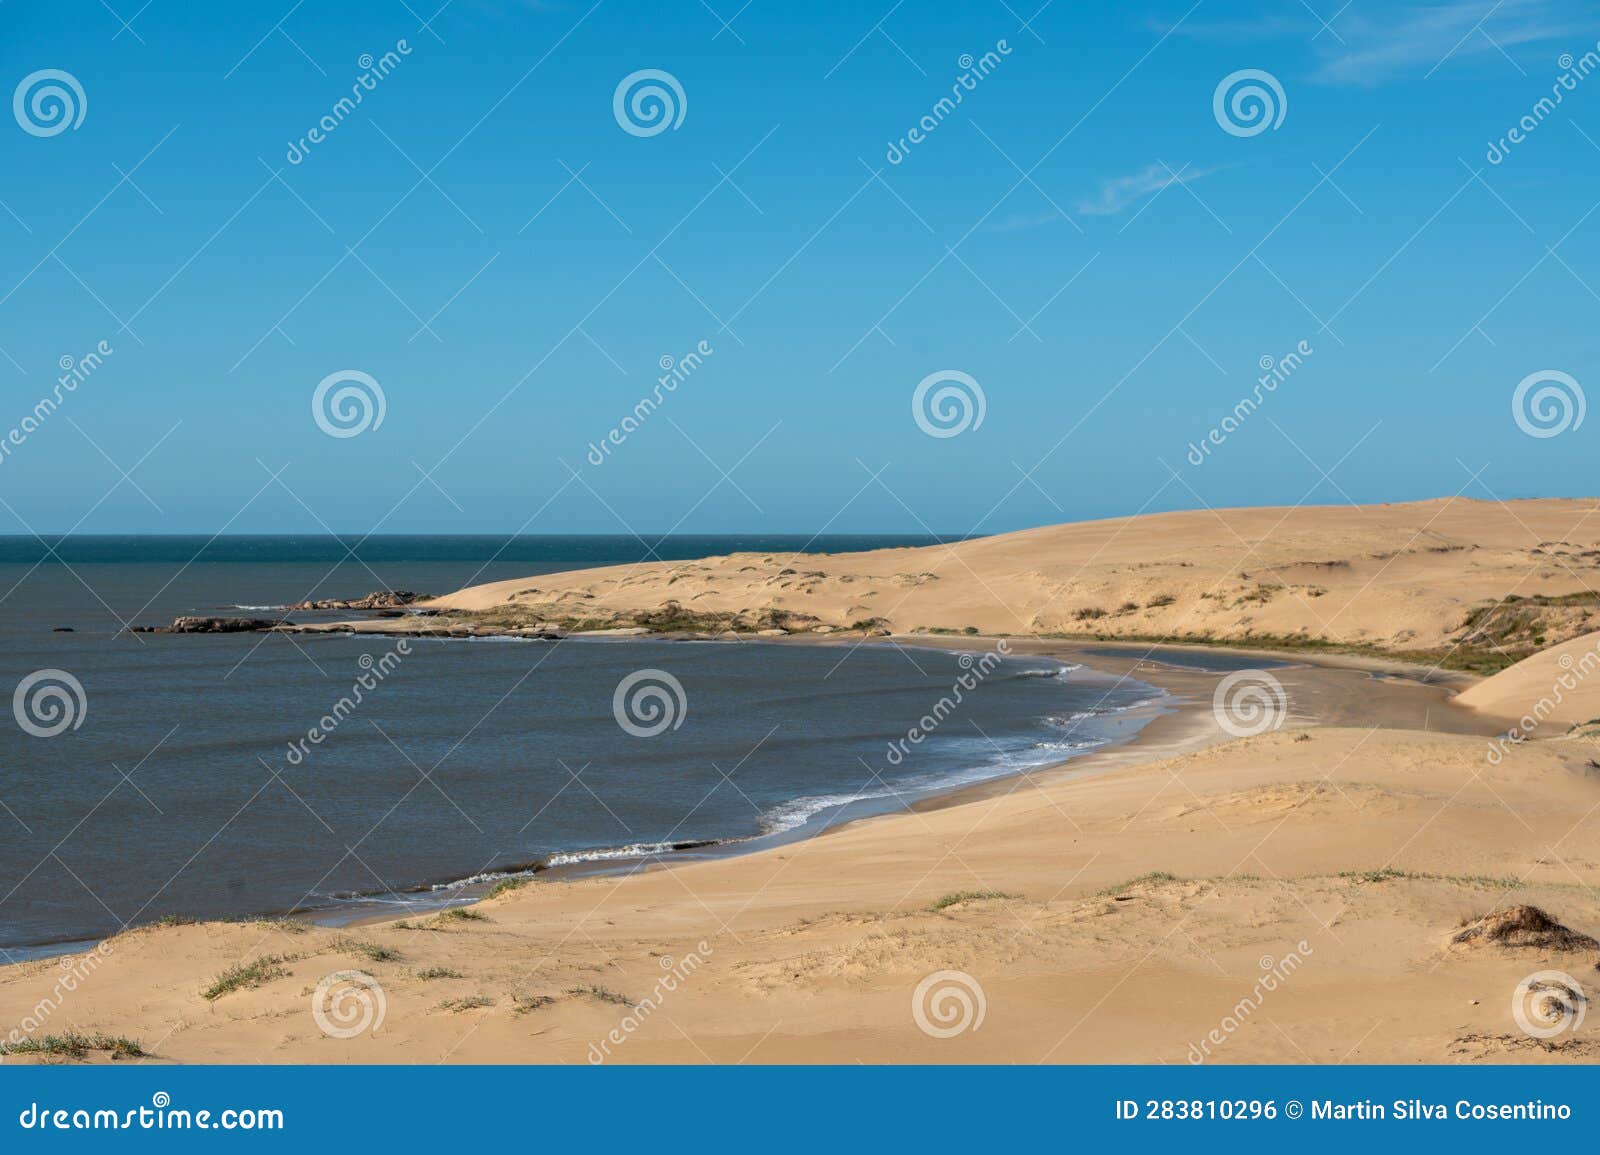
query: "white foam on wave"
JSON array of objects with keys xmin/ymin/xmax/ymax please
[
  {"xmin": 1011, "ymin": 663, "xmax": 1083, "ymax": 680},
  {"xmin": 543, "ymin": 841, "xmax": 681, "ymax": 867}
]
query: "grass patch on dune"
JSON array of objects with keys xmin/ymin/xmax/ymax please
[
  {"xmin": 1096, "ymin": 871, "xmax": 1179, "ymax": 897},
  {"xmin": 1338, "ymin": 867, "xmax": 1522, "ymax": 889},
  {"xmin": 240, "ymin": 916, "xmax": 308, "ymax": 935},
  {"xmin": 0, "ymin": 1033, "xmax": 145, "ymax": 1060},
  {"xmin": 438, "ymin": 995, "xmax": 493, "ymax": 1012},
  {"xmin": 487, "ymin": 877, "xmax": 531, "ymax": 899},
  {"xmin": 201, "ymin": 955, "xmax": 291, "ymax": 1001},
  {"xmin": 565, "ymin": 984, "xmax": 633, "ymax": 1006},
  {"xmin": 437, "ymin": 907, "xmax": 487, "ymax": 923},
  {"xmin": 929, "ymin": 889, "xmax": 1019, "ymax": 911},
  {"xmin": 415, "ymin": 966, "xmax": 464, "ymax": 981},
  {"xmin": 332, "ymin": 937, "xmax": 403, "ymax": 963}
]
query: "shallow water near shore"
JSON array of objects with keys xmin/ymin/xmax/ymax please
[{"xmin": 0, "ymin": 537, "xmax": 1164, "ymax": 958}]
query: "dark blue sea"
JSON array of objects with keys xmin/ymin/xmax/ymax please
[{"xmin": 0, "ymin": 536, "xmax": 1165, "ymax": 957}]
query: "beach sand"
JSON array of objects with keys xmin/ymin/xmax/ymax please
[{"xmin": 5, "ymin": 638, "xmax": 1598, "ymax": 1065}]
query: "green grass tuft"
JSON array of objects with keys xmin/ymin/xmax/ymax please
[
  {"xmin": 486, "ymin": 877, "xmax": 531, "ymax": 899},
  {"xmin": 1096, "ymin": 871, "xmax": 1179, "ymax": 897},
  {"xmin": 929, "ymin": 889, "xmax": 1018, "ymax": 911},
  {"xmin": 438, "ymin": 995, "xmax": 493, "ymax": 1012},
  {"xmin": 332, "ymin": 937, "xmax": 403, "ymax": 962},
  {"xmin": 415, "ymin": 966, "xmax": 464, "ymax": 980},
  {"xmin": 0, "ymin": 1033, "xmax": 145, "ymax": 1060},
  {"xmin": 565, "ymin": 984, "xmax": 633, "ymax": 1006},
  {"xmin": 201, "ymin": 955, "xmax": 291, "ymax": 1001}
]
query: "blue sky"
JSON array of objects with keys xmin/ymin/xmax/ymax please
[{"xmin": 1, "ymin": 0, "xmax": 1597, "ymax": 535}]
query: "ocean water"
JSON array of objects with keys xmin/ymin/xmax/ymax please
[{"xmin": 0, "ymin": 536, "xmax": 1165, "ymax": 956}]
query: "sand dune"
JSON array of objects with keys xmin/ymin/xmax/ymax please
[
  {"xmin": 1456, "ymin": 629, "xmax": 1600, "ymax": 729},
  {"xmin": 426, "ymin": 497, "xmax": 1600, "ymax": 672}
]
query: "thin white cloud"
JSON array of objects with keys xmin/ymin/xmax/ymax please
[
  {"xmin": 1075, "ymin": 162, "xmax": 1226, "ymax": 217},
  {"xmin": 1157, "ymin": 0, "xmax": 1577, "ymax": 86},
  {"xmin": 1312, "ymin": 0, "xmax": 1575, "ymax": 85}
]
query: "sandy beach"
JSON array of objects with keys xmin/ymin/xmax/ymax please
[{"xmin": 5, "ymin": 619, "xmax": 1598, "ymax": 1064}]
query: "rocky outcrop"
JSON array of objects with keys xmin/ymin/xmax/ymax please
[
  {"xmin": 133, "ymin": 616, "xmax": 280, "ymax": 634},
  {"xmin": 286, "ymin": 590, "xmax": 434, "ymax": 611}
]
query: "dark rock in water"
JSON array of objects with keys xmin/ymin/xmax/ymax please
[
  {"xmin": 285, "ymin": 590, "xmax": 434, "ymax": 612},
  {"xmin": 372, "ymin": 609, "xmax": 405, "ymax": 618},
  {"xmin": 156, "ymin": 616, "xmax": 280, "ymax": 634},
  {"xmin": 52, "ymin": 627, "xmax": 74, "ymax": 632}
]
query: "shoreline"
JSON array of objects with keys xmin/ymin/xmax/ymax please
[
  {"xmin": 1, "ymin": 637, "xmax": 1176, "ymax": 961},
  {"xmin": 0, "ymin": 636, "xmax": 1498, "ymax": 965},
  {"xmin": 5, "ymin": 634, "xmax": 1597, "ymax": 1064}
]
